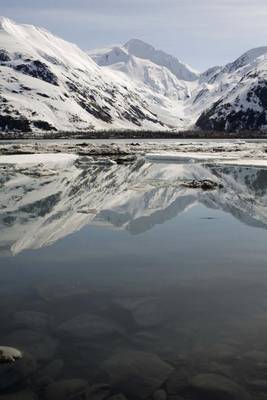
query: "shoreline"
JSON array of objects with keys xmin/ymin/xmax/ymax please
[
  {"xmin": 1, "ymin": 129, "xmax": 267, "ymax": 141},
  {"xmin": 1, "ymin": 139, "xmax": 267, "ymax": 168}
]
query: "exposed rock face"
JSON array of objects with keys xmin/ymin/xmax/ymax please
[
  {"xmin": 101, "ymin": 351, "xmax": 173, "ymax": 399},
  {"xmin": 196, "ymin": 71, "xmax": 267, "ymax": 132},
  {"xmin": 14, "ymin": 60, "xmax": 59, "ymax": 86},
  {"xmin": 32, "ymin": 120, "xmax": 55, "ymax": 131},
  {"xmin": 0, "ymin": 49, "xmax": 11, "ymax": 62},
  {"xmin": 196, "ymin": 99, "xmax": 267, "ymax": 132},
  {"xmin": 0, "ymin": 114, "xmax": 31, "ymax": 132}
]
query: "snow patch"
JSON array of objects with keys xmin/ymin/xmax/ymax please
[{"xmin": 0, "ymin": 153, "xmax": 78, "ymax": 167}]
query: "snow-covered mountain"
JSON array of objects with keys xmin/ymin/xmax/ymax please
[
  {"xmin": 0, "ymin": 17, "xmax": 170, "ymax": 133},
  {"xmin": 91, "ymin": 41, "xmax": 267, "ymax": 132},
  {"xmin": 89, "ymin": 45, "xmax": 192, "ymax": 101},
  {"xmin": 1, "ymin": 16, "xmax": 267, "ymax": 133},
  {"xmin": 89, "ymin": 39, "xmax": 199, "ymax": 82},
  {"xmin": 1, "ymin": 159, "xmax": 267, "ymax": 255},
  {"xmin": 88, "ymin": 40, "xmax": 200, "ymax": 128},
  {"xmin": 195, "ymin": 47, "xmax": 267, "ymax": 131}
]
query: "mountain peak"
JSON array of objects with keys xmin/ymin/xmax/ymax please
[
  {"xmin": 0, "ymin": 16, "xmax": 47, "ymax": 39},
  {"xmin": 124, "ymin": 38, "xmax": 155, "ymax": 54},
  {"xmin": 0, "ymin": 16, "xmax": 33, "ymax": 32},
  {"xmin": 0, "ymin": 16, "xmax": 13, "ymax": 30},
  {"xmin": 123, "ymin": 38, "xmax": 199, "ymax": 81}
]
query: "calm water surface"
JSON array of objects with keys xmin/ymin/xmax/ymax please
[{"xmin": 0, "ymin": 159, "xmax": 267, "ymax": 399}]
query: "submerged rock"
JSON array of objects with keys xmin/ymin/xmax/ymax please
[
  {"xmin": 247, "ymin": 379, "xmax": 267, "ymax": 391},
  {"xmin": 113, "ymin": 297, "xmax": 165, "ymax": 328},
  {"xmin": 194, "ymin": 344, "xmax": 239, "ymax": 363},
  {"xmin": 108, "ymin": 395, "xmax": 128, "ymax": 400},
  {"xmin": 44, "ymin": 379, "xmax": 88, "ymax": 400},
  {"xmin": 0, "ymin": 353, "xmax": 36, "ymax": 390},
  {"xmin": 41, "ymin": 359, "xmax": 64, "ymax": 380},
  {"xmin": 36, "ymin": 283, "xmax": 90, "ymax": 301},
  {"xmin": 166, "ymin": 368, "xmax": 190, "ymax": 395},
  {"xmin": 13, "ymin": 311, "xmax": 53, "ymax": 331},
  {"xmin": 101, "ymin": 351, "xmax": 173, "ymax": 399},
  {"xmin": 0, "ymin": 389, "xmax": 37, "ymax": 399},
  {"xmin": 58, "ymin": 314, "xmax": 124, "ymax": 340},
  {"xmin": 190, "ymin": 373, "xmax": 251, "ymax": 400},
  {"xmin": 0, "ymin": 347, "xmax": 22, "ymax": 363},
  {"xmin": 242, "ymin": 350, "xmax": 267, "ymax": 363},
  {"xmin": 153, "ymin": 389, "xmax": 167, "ymax": 400},
  {"xmin": 7, "ymin": 330, "xmax": 58, "ymax": 362},
  {"xmin": 87, "ymin": 383, "xmax": 112, "ymax": 400},
  {"xmin": 132, "ymin": 300, "xmax": 166, "ymax": 328},
  {"xmin": 207, "ymin": 362, "xmax": 234, "ymax": 378}
]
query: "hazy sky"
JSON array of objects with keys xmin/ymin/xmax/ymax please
[{"xmin": 1, "ymin": 0, "xmax": 267, "ymax": 71}]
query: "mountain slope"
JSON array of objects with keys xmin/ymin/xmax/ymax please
[
  {"xmin": 196, "ymin": 47, "xmax": 267, "ymax": 131},
  {"xmin": 0, "ymin": 17, "xmax": 171, "ymax": 133}
]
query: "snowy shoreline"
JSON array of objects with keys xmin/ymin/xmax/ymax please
[
  {"xmin": 1, "ymin": 140, "xmax": 267, "ymax": 168},
  {"xmin": 0, "ymin": 153, "xmax": 78, "ymax": 167},
  {"xmin": 145, "ymin": 152, "xmax": 267, "ymax": 168}
]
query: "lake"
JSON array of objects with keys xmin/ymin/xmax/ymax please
[{"xmin": 0, "ymin": 157, "xmax": 267, "ymax": 399}]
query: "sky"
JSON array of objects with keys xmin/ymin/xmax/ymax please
[{"xmin": 1, "ymin": 0, "xmax": 267, "ymax": 71}]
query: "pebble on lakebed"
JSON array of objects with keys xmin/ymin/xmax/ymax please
[{"xmin": 0, "ymin": 346, "xmax": 22, "ymax": 363}]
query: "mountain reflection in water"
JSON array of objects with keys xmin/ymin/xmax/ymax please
[
  {"xmin": 0, "ymin": 159, "xmax": 267, "ymax": 255},
  {"xmin": 1, "ymin": 160, "xmax": 267, "ymax": 399}
]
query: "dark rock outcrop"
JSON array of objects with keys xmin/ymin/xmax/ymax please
[{"xmin": 14, "ymin": 60, "xmax": 59, "ymax": 86}]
